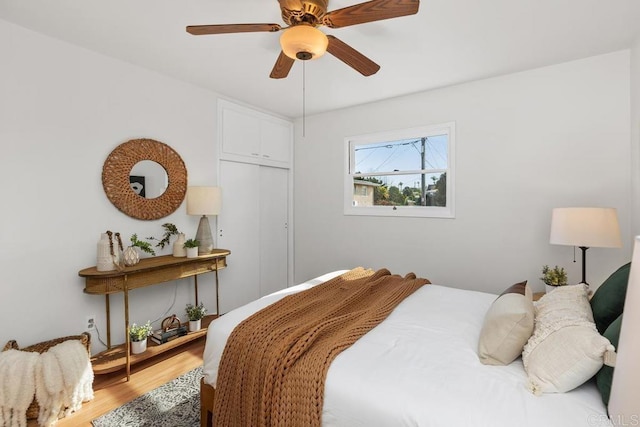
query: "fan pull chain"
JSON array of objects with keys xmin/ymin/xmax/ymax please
[{"xmin": 302, "ymin": 60, "xmax": 306, "ymax": 137}]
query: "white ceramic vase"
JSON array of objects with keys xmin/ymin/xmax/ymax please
[
  {"xmin": 97, "ymin": 233, "xmax": 116, "ymax": 271},
  {"xmin": 189, "ymin": 319, "xmax": 202, "ymax": 332},
  {"xmin": 131, "ymin": 339, "xmax": 147, "ymax": 354},
  {"xmin": 545, "ymin": 284, "xmax": 558, "ymax": 294},
  {"xmin": 123, "ymin": 246, "xmax": 140, "ymax": 266},
  {"xmin": 173, "ymin": 233, "xmax": 187, "ymax": 257},
  {"xmin": 186, "ymin": 247, "xmax": 199, "ymax": 258}
]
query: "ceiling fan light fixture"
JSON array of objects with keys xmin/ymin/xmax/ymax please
[{"xmin": 280, "ymin": 25, "xmax": 328, "ymax": 61}]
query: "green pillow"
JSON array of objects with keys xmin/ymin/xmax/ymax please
[
  {"xmin": 590, "ymin": 263, "xmax": 631, "ymax": 334},
  {"xmin": 595, "ymin": 314, "xmax": 622, "ymax": 406}
]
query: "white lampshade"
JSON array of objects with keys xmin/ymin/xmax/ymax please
[
  {"xmin": 186, "ymin": 186, "xmax": 221, "ymax": 255},
  {"xmin": 608, "ymin": 236, "xmax": 640, "ymax": 420},
  {"xmin": 550, "ymin": 207, "xmax": 622, "ymax": 248},
  {"xmin": 280, "ymin": 24, "xmax": 328, "ymax": 60},
  {"xmin": 186, "ymin": 187, "xmax": 221, "ymax": 216}
]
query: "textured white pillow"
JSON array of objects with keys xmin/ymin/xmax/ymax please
[
  {"xmin": 478, "ymin": 281, "xmax": 534, "ymax": 365},
  {"xmin": 522, "ymin": 284, "xmax": 614, "ymax": 394}
]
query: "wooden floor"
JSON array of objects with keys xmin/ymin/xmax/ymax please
[{"xmin": 27, "ymin": 337, "xmax": 206, "ymax": 426}]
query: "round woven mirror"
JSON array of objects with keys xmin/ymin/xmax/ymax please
[{"xmin": 102, "ymin": 139, "xmax": 187, "ymax": 220}]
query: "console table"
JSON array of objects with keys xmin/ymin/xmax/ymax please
[{"xmin": 78, "ymin": 249, "xmax": 230, "ymax": 380}]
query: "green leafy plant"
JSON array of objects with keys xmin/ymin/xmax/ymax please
[
  {"xmin": 185, "ymin": 302, "xmax": 207, "ymax": 321},
  {"xmin": 130, "ymin": 234, "xmax": 156, "ymax": 255},
  {"xmin": 147, "ymin": 223, "xmax": 181, "ymax": 249},
  {"xmin": 129, "ymin": 321, "xmax": 153, "ymax": 342},
  {"xmin": 184, "ymin": 238, "xmax": 200, "ymax": 249},
  {"xmin": 540, "ymin": 265, "xmax": 568, "ymax": 287}
]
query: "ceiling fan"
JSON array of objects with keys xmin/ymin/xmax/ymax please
[{"xmin": 186, "ymin": 0, "xmax": 420, "ymax": 79}]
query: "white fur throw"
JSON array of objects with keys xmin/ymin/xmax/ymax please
[
  {"xmin": 35, "ymin": 340, "xmax": 94, "ymax": 426},
  {"xmin": 0, "ymin": 340, "xmax": 93, "ymax": 427},
  {"xmin": 0, "ymin": 349, "xmax": 39, "ymax": 427}
]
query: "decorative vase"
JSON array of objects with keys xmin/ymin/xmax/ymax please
[
  {"xmin": 189, "ymin": 319, "xmax": 202, "ymax": 332},
  {"xmin": 131, "ymin": 339, "xmax": 147, "ymax": 354},
  {"xmin": 545, "ymin": 284, "xmax": 558, "ymax": 294},
  {"xmin": 186, "ymin": 247, "xmax": 199, "ymax": 258},
  {"xmin": 173, "ymin": 233, "xmax": 187, "ymax": 257},
  {"xmin": 97, "ymin": 233, "xmax": 116, "ymax": 272},
  {"xmin": 123, "ymin": 246, "xmax": 140, "ymax": 266}
]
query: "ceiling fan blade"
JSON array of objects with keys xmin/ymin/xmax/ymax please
[
  {"xmin": 323, "ymin": 0, "xmax": 419, "ymax": 28},
  {"xmin": 270, "ymin": 51, "xmax": 296, "ymax": 79},
  {"xmin": 326, "ymin": 35, "xmax": 380, "ymax": 76},
  {"xmin": 186, "ymin": 23, "xmax": 282, "ymax": 35}
]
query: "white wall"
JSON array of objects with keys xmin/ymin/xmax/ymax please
[
  {"xmin": 631, "ymin": 36, "xmax": 640, "ymax": 236},
  {"xmin": 294, "ymin": 51, "xmax": 633, "ymax": 294},
  {"xmin": 0, "ymin": 19, "xmax": 223, "ymax": 352}
]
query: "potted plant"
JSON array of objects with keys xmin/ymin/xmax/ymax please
[
  {"xmin": 129, "ymin": 321, "xmax": 153, "ymax": 354},
  {"xmin": 185, "ymin": 302, "xmax": 207, "ymax": 332},
  {"xmin": 540, "ymin": 265, "xmax": 568, "ymax": 293},
  {"xmin": 184, "ymin": 238, "xmax": 200, "ymax": 258},
  {"xmin": 123, "ymin": 234, "xmax": 156, "ymax": 266},
  {"xmin": 148, "ymin": 223, "xmax": 186, "ymax": 257}
]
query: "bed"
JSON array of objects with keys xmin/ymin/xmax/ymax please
[{"xmin": 201, "ymin": 269, "xmax": 616, "ymax": 427}]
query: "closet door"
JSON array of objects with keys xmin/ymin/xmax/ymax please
[
  {"xmin": 218, "ymin": 160, "xmax": 260, "ymax": 313},
  {"xmin": 259, "ymin": 166, "xmax": 289, "ymax": 297}
]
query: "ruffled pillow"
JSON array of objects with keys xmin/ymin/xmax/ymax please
[{"xmin": 522, "ymin": 284, "xmax": 614, "ymax": 394}]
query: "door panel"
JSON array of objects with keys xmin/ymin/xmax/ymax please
[
  {"xmin": 217, "ymin": 161, "xmax": 260, "ymax": 312},
  {"xmin": 259, "ymin": 166, "xmax": 289, "ymax": 296}
]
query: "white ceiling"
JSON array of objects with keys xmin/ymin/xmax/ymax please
[{"xmin": 2, "ymin": 0, "xmax": 639, "ymax": 119}]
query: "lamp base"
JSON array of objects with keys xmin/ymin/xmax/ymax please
[{"xmin": 195, "ymin": 215, "xmax": 214, "ymax": 255}]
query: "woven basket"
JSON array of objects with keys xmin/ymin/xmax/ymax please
[{"xmin": 2, "ymin": 332, "xmax": 91, "ymax": 420}]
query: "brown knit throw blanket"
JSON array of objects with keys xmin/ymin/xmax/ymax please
[{"xmin": 213, "ymin": 267, "xmax": 430, "ymax": 427}]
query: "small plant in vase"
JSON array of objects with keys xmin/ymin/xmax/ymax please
[
  {"xmin": 540, "ymin": 265, "xmax": 568, "ymax": 293},
  {"xmin": 186, "ymin": 302, "xmax": 207, "ymax": 332},
  {"xmin": 184, "ymin": 238, "xmax": 200, "ymax": 258},
  {"xmin": 124, "ymin": 234, "xmax": 156, "ymax": 266},
  {"xmin": 129, "ymin": 321, "xmax": 153, "ymax": 354},
  {"xmin": 148, "ymin": 223, "xmax": 186, "ymax": 257}
]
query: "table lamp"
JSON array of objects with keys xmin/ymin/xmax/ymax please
[
  {"xmin": 608, "ymin": 235, "xmax": 639, "ymax": 422},
  {"xmin": 549, "ymin": 207, "xmax": 621, "ymax": 286},
  {"xmin": 186, "ymin": 186, "xmax": 221, "ymax": 255}
]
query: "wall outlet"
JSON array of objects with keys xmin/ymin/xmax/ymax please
[{"xmin": 86, "ymin": 315, "xmax": 96, "ymax": 330}]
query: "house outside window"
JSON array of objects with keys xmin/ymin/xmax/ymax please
[
  {"xmin": 353, "ymin": 179, "xmax": 380, "ymax": 207},
  {"xmin": 344, "ymin": 122, "xmax": 455, "ymax": 218}
]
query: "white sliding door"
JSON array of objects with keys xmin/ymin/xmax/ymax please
[
  {"xmin": 259, "ymin": 166, "xmax": 289, "ymax": 297},
  {"xmin": 218, "ymin": 160, "xmax": 289, "ymax": 312},
  {"xmin": 218, "ymin": 160, "xmax": 260, "ymax": 313}
]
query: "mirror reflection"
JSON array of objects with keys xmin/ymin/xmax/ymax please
[{"xmin": 129, "ymin": 160, "xmax": 168, "ymax": 199}]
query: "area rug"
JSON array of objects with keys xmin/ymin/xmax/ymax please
[{"xmin": 92, "ymin": 366, "xmax": 202, "ymax": 427}]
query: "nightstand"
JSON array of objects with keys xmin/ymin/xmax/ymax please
[{"xmin": 533, "ymin": 292, "xmax": 545, "ymax": 301}]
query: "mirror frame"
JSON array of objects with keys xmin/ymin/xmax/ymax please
[{"xmin": 102, "ymin": 138, "xmax": 187, "ymax": 220}]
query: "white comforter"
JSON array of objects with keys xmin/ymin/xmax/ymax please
[{"xmin": 202, "ymin": 271, "xmax": 610, "ymax": 427}]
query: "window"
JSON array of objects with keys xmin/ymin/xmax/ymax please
[{"xmin": 344, "ymin": 123, "xmax": 455, "ymax": 218}]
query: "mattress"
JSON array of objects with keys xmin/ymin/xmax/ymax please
[{"xmin": 202, "ymin": 270, "xmax": 611, "ymax": 427}]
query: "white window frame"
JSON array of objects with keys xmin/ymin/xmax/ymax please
[{"xmin": 344, "ymin": 122, "xmax": 455, "ymax": 218}]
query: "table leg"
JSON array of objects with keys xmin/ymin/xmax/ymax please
[
  {"xmin": 124, "ymin": 276, "xmax": 130, "ymax": 381},
  {"xmin": 215, "ymin": 266, "xmax": 220, "ymax": 317},
  {"xmin": 194, "ymin": 275, "xmax": 199, "ymax": 306},
  {"xmin": 105, "ymin": 294, "xmax": 111, "ymax": 349}
]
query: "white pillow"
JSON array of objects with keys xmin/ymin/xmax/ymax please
[
  {"xmin": 478, "ymin": 281, "xmax": 534, "ymax": 365},
  {"xmin": 522, "ymin": 284, "xmax": 614, "ymax": 394}
]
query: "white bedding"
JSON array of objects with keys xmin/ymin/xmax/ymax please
[{"xmin": 202, "ymin": 270, "xmax": 611, "ymax": 427}]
